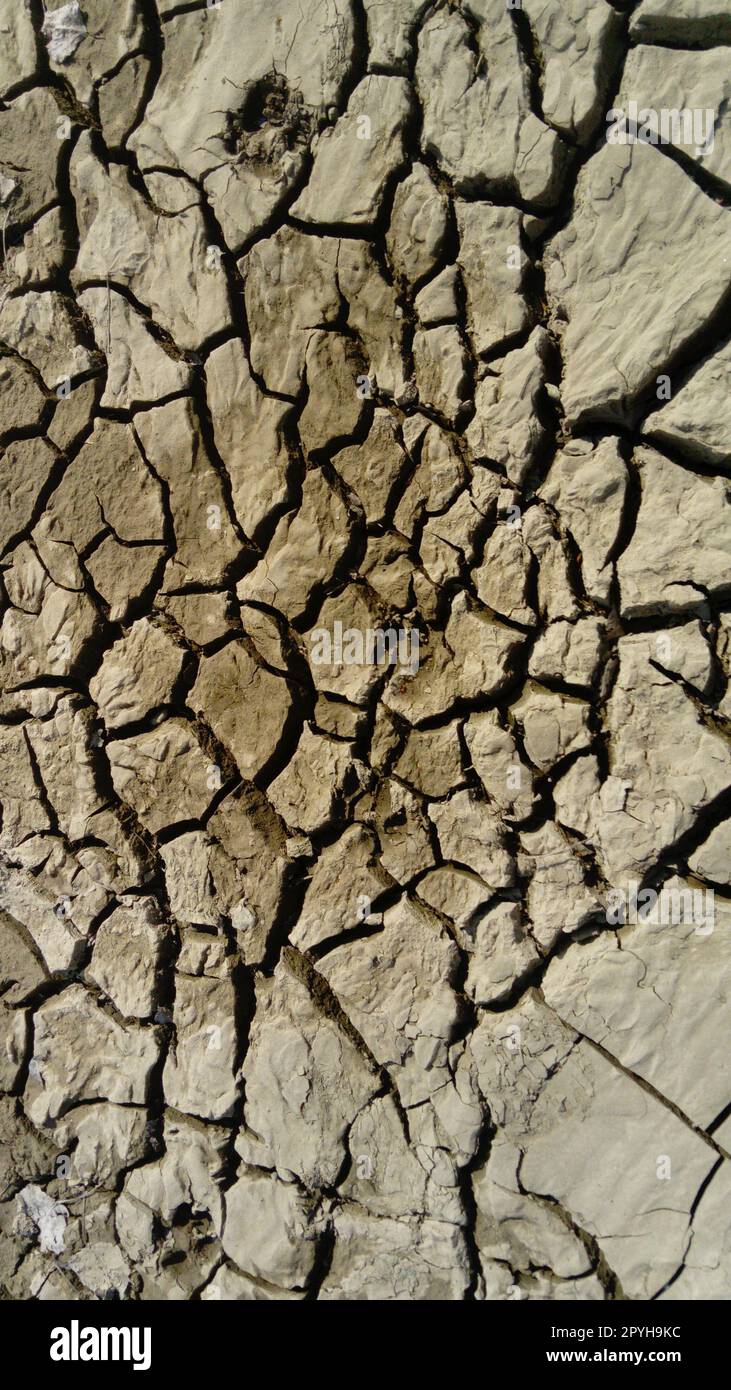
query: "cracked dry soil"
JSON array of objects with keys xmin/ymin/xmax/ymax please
[{"xmin": 0, "ymin": 0, "xmax": 730, "ymax": 1304}]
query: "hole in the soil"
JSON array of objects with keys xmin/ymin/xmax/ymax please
[
  {"xmin": 238, "ymin": 74, "xmax": 291, "ymax": 134},
  {"xmin": 222, "ymin": 72, "xmax": 315, "ymax": 161}
]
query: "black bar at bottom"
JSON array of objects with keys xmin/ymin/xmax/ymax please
[{"xmin": 0, "ymin": 1296, "xmax": 722, "ymax": 1377}]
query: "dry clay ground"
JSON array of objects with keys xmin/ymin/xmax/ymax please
[{"xmin": 0, "ymin": 0, "xmax": 730, "ymax": 1303}]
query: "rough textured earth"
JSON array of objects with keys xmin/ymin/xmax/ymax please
[{"xmin": 0, "ymin": 0, "xmax": 730, "ymax": 1303}]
